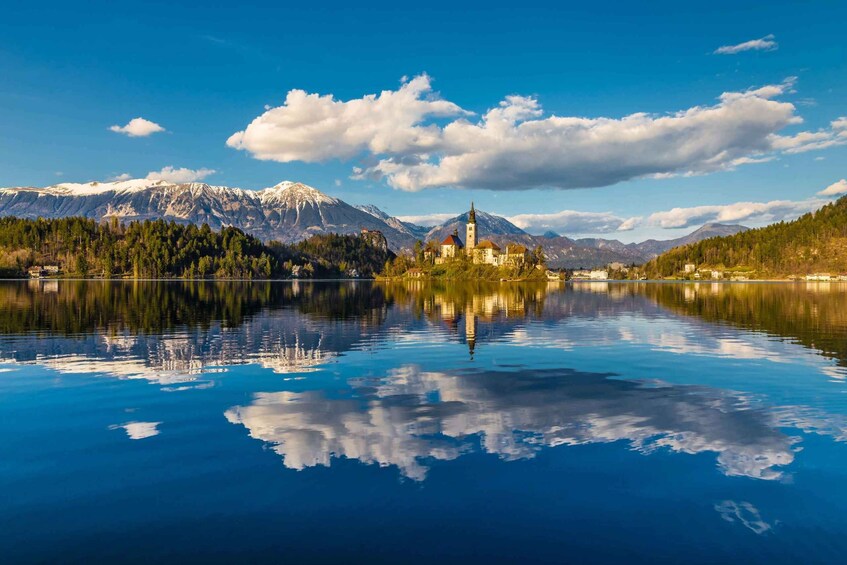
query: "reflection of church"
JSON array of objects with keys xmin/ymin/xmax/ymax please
[
  {"xmin": 421, "ymin": 285, "xmax": 539, "ymax": 359},
  {"xmin": 434, "ymin": 204, "xmax": 529, "ymax": 266},
  {"xmin": 465, "ymin": 305, "xmax": 477, "ymax": 358}
]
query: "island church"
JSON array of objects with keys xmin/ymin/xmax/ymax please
[{"xmin": 433, "ymin": 203, "xmax": 528, "ymax": 266}]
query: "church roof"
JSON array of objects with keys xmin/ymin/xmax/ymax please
[
  {"xmin": 442, "ymin": 234, "xmax": 464, "ymax": 247},
  {"xmin": 468, "ymin": 201, "xmax": 476, "ymax": 223},
  {"xmin": 476, "ymin": 240, "xmax": 500, "ymax": 250}
]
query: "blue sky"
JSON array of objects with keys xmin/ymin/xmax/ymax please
[{"xmin": 1, "ymin": 1, "xmax": 845, "ymax": 241}]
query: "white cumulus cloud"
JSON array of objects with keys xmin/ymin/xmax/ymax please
[
  {"xmin": 819, "ymin": 179, "xmax": 847, "ymax": 196},
  {"xmin": 506, "ymin": 210, "xmax": 638, "ymax": 234},
  {"xmin": 145, "ymin": 166, "xmax": 216, "ymax": 183},
  {"xmin": 714, "ymin": 34, "xmax": 778, "ymax": 55},
  {"xmin": 228, "ymin": 75, "xmax": 840, "ymax": 192},
  {"xmin": 395, "ymin": 213, "xmax": 459, "ymax": 226},
  {"xmin": 109, "ymin": 117, "xmax": 165, "ymax": 137},
  {"xmin": 108, "ymin": 173, "xmax": 133, "ymax": 182},
  {"xmin": 227, "ymin": 74, "xmax": 467, "ymax": 162},
  {"xmin": 769, "ymin": 117, "xmax": 847, "ymax": 153},
  {"xmin": 645, "ymin": 198, "xmax": 826, "ymax": 229}
]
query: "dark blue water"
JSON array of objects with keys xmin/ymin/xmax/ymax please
[{"xmin": 2, "ymin": 280, "xmax": 847, "ymax": 563}]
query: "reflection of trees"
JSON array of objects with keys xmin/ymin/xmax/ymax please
[
  {"xmin": 226, "ymin": 366, "xmax": 825, "ymax": 482},
  {"xmin": 0, "ymin": 281, "xmax": 398, "ymax": 382},
  {"xmin": 6, "ymin": 279, "xmax": 847, "ymax": 386},
  {"xmin": 0, "ymin": 280, "xmax": 392, "ymax": 335},
  {"xmin": 642, "ymin": 283, "xmax": 847, "ymax": 367}
]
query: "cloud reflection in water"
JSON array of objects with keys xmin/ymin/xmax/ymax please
[{"xmin": 224, "ymin": 366, "xmax": 826, "ymax": 481}]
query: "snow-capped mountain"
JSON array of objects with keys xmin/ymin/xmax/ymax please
[
  {"xmin": 0, "ymin": 179, "xmax": 417, "ymax": 247},
  {"xmin": 0, "ymin": 179, "xmax": 747, "ymax": 266}
]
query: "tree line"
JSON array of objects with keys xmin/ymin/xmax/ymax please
[
  {"xmin": 0, "ymin": 216, "xmax": 394, "ymax": 279},
  {"xmin": 645, "ymin": 196, "xmax": 847, "ymax": 277}
]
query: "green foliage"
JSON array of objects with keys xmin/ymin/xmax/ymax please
[
  {"xmin": 0, "ymin": 216, "xmax": 275, "ymax": 278},
  {"xmin": 283, "ymin": 232, "xmax": 395, "ymax": 278},
  {"xmin": 0, "ymin": 217, "xmax": 394, "ymax": 279},
  {"xmin": 645, "ymin": 197, "xmax": 847, "ymax": 277},
  {"xmin": 381, "ymin": 250, "xmax": 546, "ymax": 281}
]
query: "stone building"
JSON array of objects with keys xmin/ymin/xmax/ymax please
[
  {"xmin": 472, "ymin": 240, "xmax": 500, "ymax": 265},
  {"xmin": 499, "ymin": 244, "xmax": 528, "ymax": 266}
]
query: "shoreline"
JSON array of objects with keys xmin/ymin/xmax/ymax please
[{"xmin": 9, "ymin": 277, "xmax": 842, "ymax": 284}]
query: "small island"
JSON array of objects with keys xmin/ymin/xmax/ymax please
[{"xmin": 379, "ymin": 203, "xmax": 558, "ymax": 281}]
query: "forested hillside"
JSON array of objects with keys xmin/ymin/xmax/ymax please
[
  {"xmin": 646, "ymin": 197, "xmax": 847, "ymax": 277},
  {"xmin": 0, "ymin": 217, "xmax": 393, "ymax": 278}
]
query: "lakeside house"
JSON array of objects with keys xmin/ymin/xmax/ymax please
[
  {"xmin": 27, "ymin": 265, "xmax": 60, "ymax": 278},
  {"xmin": 571, "ymin": 269, "xmax": 608, "ymax": 280}
]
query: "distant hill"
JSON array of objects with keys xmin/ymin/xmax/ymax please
[
  {"xmin": 646, "ymin": 197, "xmax": 847, "ymax": 277},
  {"xmin": 633, "ymin": 223, "xmax": 749, "ymax": 257}
]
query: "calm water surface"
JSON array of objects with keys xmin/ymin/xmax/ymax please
[{"xmin": 2, "ymin": 280, "xmax": 847, "ymax": 563}]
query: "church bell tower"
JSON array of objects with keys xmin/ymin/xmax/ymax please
[{"xmin": 466, "ymin": 202, "xmax": 477, "ymax": 251}]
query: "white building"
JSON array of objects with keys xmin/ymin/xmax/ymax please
[
  {"xmin": 472, "ymin": 240, "xmax": 500, "ymax": 265},
  {"xmin": 440, "ymin": 232, "xmax": 464, "ymax": 259}
]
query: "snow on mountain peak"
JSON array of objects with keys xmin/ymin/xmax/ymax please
[
  {"xmin": 0, "ymin": 179, "xmax": 171, "ymax": 196},
  {"xmin": 258, "ymin": 181, "xmax": 339, "ymax": 207},
  {"xmin": 355, "ymin": 204, "xmax": 391, "ymax": 220}
]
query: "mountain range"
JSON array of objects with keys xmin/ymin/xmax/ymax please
[{"xmin": 0, "ymin": 179, "xmax": 747, "ymax": 268}]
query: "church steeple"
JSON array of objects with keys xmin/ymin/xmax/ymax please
[{"xmin": 466, "ymin": 202, "xmax": 477, "ymax": 250}]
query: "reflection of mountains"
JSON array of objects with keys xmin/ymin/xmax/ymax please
[
  {"xmin": 226, "ymin": 365, "xmax": 846, "ymax": 481},
  {"xmin": 0, "ymin": 281, "xmax": 400, "ymax": 382}
]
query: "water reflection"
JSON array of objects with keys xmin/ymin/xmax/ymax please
[
  {"xmin": 2, "ymin": 280, "xmax": 847, "ymax": 483},
  {"xmin": 0, "ymin": 281, "xmax": 396, "ymax": 382},
  {"xmin": 715, "ymin": 501, "xmax": 775, "ymax": 535},
  {"xmin": 225, "ymin": 365, "xmax": 811, "ymax": 481},
  {"xmin": 109, "ymin": 421, "xmax": 161, "ymax": 440},
  {"xmin": 5, "ymin": 280, "xmax": 847, "ymax": 368}
]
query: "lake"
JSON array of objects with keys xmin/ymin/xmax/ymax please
[{"xmin": 2, "ymin": 280, "xmax": 847, "ymax": 563}]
